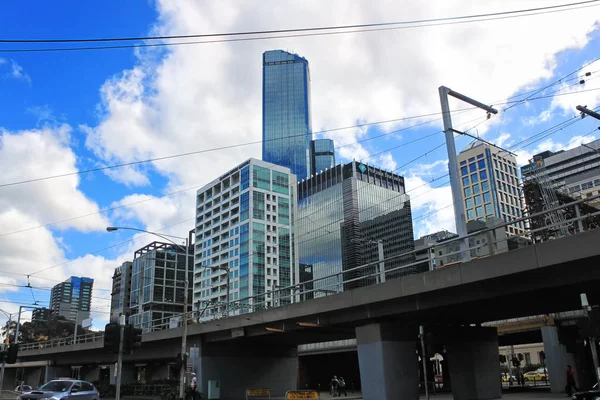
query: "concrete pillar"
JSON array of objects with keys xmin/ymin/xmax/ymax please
[
  {"xmin": 542, "ymin": 326, "xmax": 579, "ymax": 393},
  {"xmin": 444, "ymin": 327, "xmax": 501, "ymax": 400},
  {"xmin": 197, "ymin": 339, "xmax": 297, "ymax": 400},
  {"xmin": 355, "ymin": 322, "xmax": 419, "ymax": 400}
]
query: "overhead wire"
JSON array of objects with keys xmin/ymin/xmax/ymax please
[{"xmin": 0, "ymin": 1, "xmax": 598, "ymax": 53}]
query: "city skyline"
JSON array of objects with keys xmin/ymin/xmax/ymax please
[{"xmin": 1, "ymin": 1, "xmax": 599, "ymax": 330}]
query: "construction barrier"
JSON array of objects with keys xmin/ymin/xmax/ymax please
[
  {"xmin": 246, "ymin": 388, "xmax": 271, "ymax": 400},
  {"xmin": 285, "ymin": 390, "xmax": 320, "ymax": 399}
]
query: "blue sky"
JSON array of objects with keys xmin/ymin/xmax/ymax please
[{"xmin": 1, "ymin": 0, "xmax": 599, "ymax": 327}]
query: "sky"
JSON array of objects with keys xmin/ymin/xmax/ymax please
[{"xmin": 1, "ymin": 0, "xmax": 599, "ymax": 330}]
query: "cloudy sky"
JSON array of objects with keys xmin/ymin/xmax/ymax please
[{"xmin": 1, "ymin": 0, "xmax": 599, "ymax": 329}]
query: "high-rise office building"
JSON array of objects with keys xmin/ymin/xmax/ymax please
[
  {"xmin": 49, "ymin": 276, "xmax": 94, "ymax": 324},
  {"xmin": 521, "ymin": 139, "xmax": 600, "ymax": 241},
  {"xmin": 310, "ymin": 139, "xmax": 336, "ymax": 175},
  {"xmin": 110, "ymin": 261, "xmax": 133, "ymax": 323},
  {"xmin": 194, "ymin": 158, "xmax": 298, "ymax": 316},
  {"xmin": 297, "ymin": 161, "xmax": 415, "ymax": 295},
  {"xmin": 129, "ymin": 241, "xmax": 193, "ymax": 332},
  {"xmin": 263, "ymin": 50, "xmax": 313, "ymax": 180},
  {"xmin": 31, "ymin": 307, "xmax": 50, "ymax": 322},
  {"xmin": 457, "ymin": 141, "xmax": 526, "ymax": 236}
]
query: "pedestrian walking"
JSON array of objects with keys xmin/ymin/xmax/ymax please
[
  {"xmin": 190, "ymin": 372, "xmax": 198, "ymax": 400},
  {"xmin": 566, "ymin": 365, "xmax": 577, "ymax": 396},
  {"xmin": 330, "ymin": 375, "xmax": 339, "ymax": 397},
  {"xmin": 337, "ymin": 377, "xmax": 347, "ymax": 397}
]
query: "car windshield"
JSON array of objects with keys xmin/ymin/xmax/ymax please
[{"xmin": 39, "ymin": 381, "xmax": 73, "ymax": 392}]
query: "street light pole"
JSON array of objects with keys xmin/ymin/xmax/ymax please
[{"xmin": 107, "ymin": 226, "xmax": 191, "ymax": 400}]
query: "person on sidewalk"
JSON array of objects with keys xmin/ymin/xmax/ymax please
[
  {"xmin": 566, "ymin": 365, "xmax": 577, "ymax": 396},
  {"xmin": 330, "ymin": 376, "xmax": 339, "ymax": 397},
  {"xmin": 190, "ymin": 372, "xmax": 198, "ymax": 400},
  {"xmin": 337, "ymin": 376, "xmax": 347, "ymax": 397}
]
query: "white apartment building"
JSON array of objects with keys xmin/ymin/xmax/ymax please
[
  {"xmin": 458, "ymin": 141, "xmax": 526, "ymax": 236},
  {"xmin": 194, "ymin": 158, "xmax": 298, "ymax": 317}
]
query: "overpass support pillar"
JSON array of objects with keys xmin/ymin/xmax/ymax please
[
  {"xmin": 444, "ymin": 327, "xmax": 501, "ymax": 400},
  {"xmin": 356, "ymin": 322, "xmax": 419, "ymax": 400},
  {"xmin": 542, "ymin": 326, "xmax": 577, "ymax": 393}
]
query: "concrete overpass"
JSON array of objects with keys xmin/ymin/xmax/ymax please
[{"xmin": 14, "ymin": 228, "xmax": 600, "ymax": 400}]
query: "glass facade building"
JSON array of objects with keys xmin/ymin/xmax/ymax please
[
  {"xmin": 458, "ymin": 141, "xmax": 525, "ymax": 236},
  {"xmin": 129, "ymin": 242, "xmax": 193, "ymax": 333},
  {"xmin": 50, "ymin": 276, "xmax": 94, "ymax": 324},
  {"xmin": 311, "ymin": 139, "xmax": 336, "ymax": 175},
  {"xmin": 110, "ymin": 261, "xmax": 133, "ymax": 323},
  {"xmin": 194, "ymin": 158, "xmax": 299, "ymax": 318},
  {"xmin": 263, "ymin": 50, "xmax": 312, "ymax": 180},
  {"xmin": 297, "ymin": 162, "xmax": 416, "ymax": 296}
]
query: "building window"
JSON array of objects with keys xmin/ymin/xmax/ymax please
[
  {"xmin": 462, "ymin": 176, "xmax": 470, "ymax": 186},
  {"xmin": 464, "ymin": 187, "xmax": 472, "ymax": 197},
  {"xmin": 467, "ymin": 209, "xmax": 475, "ymax": 219},
  {"xmin": 480, "ymin": 170, "xmax": 487, "ymax": 180},
  {"xmin": 469, "ymin": 163, "xmax": 477, "ymax": 173},
  {"xmin": 485, "ymin": 203, "xmax": 493, "ymax": 215},
  {"xmin": 483, "ymin": 191, "xmax": 491, "ymax": 203},
  {"xmin": 461, "ymin": 166, "xmax": 468, "ymax": 176},
  {"xmin": 482, "ymin": 181, "xmax": 489, "ymax": 191},
  {"xmin": 476, "ymin": 206, "xmax": 483, "ymax": 217},
  {"xmin": 474, "ymin": 195, "xmax": 482, "ymax": 205},
  {"xmin": 466, "ymin": 198, "xmax": 473, "ymax": 209},
  {"xmin": 471, "ymin": 173, "xmax": 479, "ymax": 183},
  {"xmin": 473, "ymin": 184, "xmax": 481, "ymax": 194},
  {"xmin": 478, "ymin": 159, "xmax": 486, "ymax": 169}
]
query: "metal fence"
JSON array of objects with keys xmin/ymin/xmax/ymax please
[{"xmin": 19, "ymin": 195, "xmax": 600, "ymax": 352}]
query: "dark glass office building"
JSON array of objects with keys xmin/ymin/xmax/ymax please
[
  {"xmin": 297, "ymin": 162, "xmax": 415, "ymax": 295},
  {"xmin": 311, "ymin": 139, "xmax": 336, "ymax": 174},
  {"xmin": 263, "ymin": 50, "xmax": 312, "ymax": 180},
  {"xmin": 50, "ymin": 276, "xmax": 94, "ymax": 324}
]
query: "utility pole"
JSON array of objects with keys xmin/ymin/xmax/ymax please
[
  {"xmin": 376, "ymin": 240, "xmax": 385, "ymax": 284},
  {"xmin": 439, "ymin": 86, "xmax": 498, "ymax": 263},
  {"xmin": 580, "ymin": 293, "xmax": 600, "ymax": 386},
  {"xmin": 179, "ymin": 237, "xmax": 189, "ymax": 400},
  {"xmin": 419, "ymin": 326, "xmax": 429, "ymax": 400},
  {"xmin": 577, "ymin": 105, "xmax": 600, "ymax": 120},
  {"xmin": 116, "ymin": 315, "xmax": 125, "ymax": 400}
]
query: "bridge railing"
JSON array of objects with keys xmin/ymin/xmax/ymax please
[
  {"xmin": 19, "ymin": 195, "xmax": 600, "ymax": 350},
  {"xmin": 18, "ymin": 332, "xmax": 104, "ymax": 352}
]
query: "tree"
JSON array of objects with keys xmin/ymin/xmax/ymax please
[{"xmin": 2, "ymin": 314, "xmax": 90, "ymax": 344}]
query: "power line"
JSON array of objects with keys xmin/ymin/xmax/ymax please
[
  {"xmin": 4, "ymin": 1, "xmax": 597, "ymax": 43},
  {"xmin": 1, "ymin": 1, "xmax": 598, "ymax": 53}
]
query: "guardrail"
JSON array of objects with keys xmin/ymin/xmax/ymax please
[
  {"xmin": 19, "ymin": 332, "xmax": 104, "ymax": 352},
  {"xmin": 18, "ymin": 195, "xmax": 600, "ymax": 352}
]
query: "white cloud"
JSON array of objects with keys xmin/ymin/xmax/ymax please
[
  {"xmin": 406, "ymin": 175, "xmax": 455, "ymax": 238},
  {"xmin": 0, "ymin": 58, "xmax": 31, "ymax": 84},
  {"xmin": 0, "ymin": 125, "xmax": 109, "ymax": 233},
  {"xmin": 514, "ymin": 133, "xmax": 598, "ymax": 166},
  {"xmin": 378, "ymin": 153, "xmax": 397, "ymax": 171}
]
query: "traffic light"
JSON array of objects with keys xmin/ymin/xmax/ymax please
[
  {"xmin": 122, "ymin": 325, "xmax": 143, "ymax": 354},
  {"xmin": 103, "ymin": 323, "xmax": 120, "ymax": 354},
  {"xmin": 6, "ymin": 344, "xmax": 18, "ymax": 364}
]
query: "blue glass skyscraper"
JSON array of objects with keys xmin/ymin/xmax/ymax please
[{"xmin": 262, "ymin": 50, "xmax": 313, "ymax": 180}]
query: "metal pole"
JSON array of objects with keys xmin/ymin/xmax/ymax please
[
  {"xmin": 179, "ymin": 238, "xmax": 189, "ymax": 400},
  {"xmin": 74, "ymin": 322, "xmax": 78, "ymax": 345},
  {"xmin": 420, "ymin": 326, "xmax": 430, "ymax": 400},
  {"xmin": 575, "ymin": 205, "xmax": 584, "ymax": 233},
  {"xmin": 116, "ymin": 315, "xmax": 125, "ymax": 400},
  {"xmin": 226, "ymin": 268, "xmax": 230, "ymax": 317},
  {"xmin": 439, "ymin": 86, "xmax": 471, "ymax": 263},
  {"xmin": 14, "ymin": 306, "xmax": 23, "ymax": 345},
  {"xmin": 0, "ymin": 359, "xmax": 5, "ymax": 392},
  {"xmin": 377, "ymin": 241, "xmax": 386, "ymax": 283}
]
